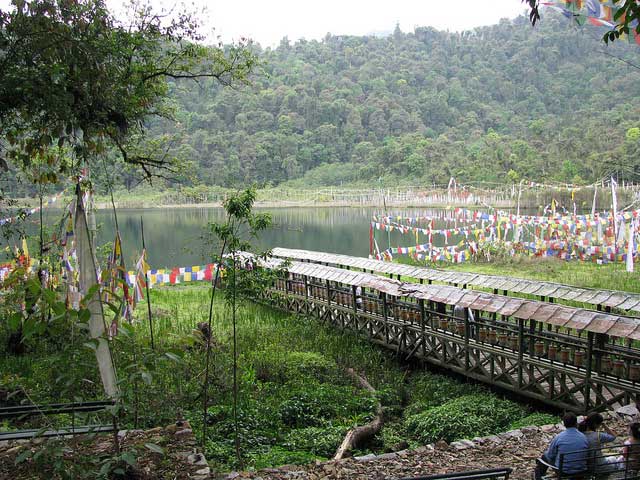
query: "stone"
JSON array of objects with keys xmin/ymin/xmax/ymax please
[
  {"xmin": 616, "ymin": 404, "xmax": 639, "ymax": 417},
  {"xmin": 521, "ymin": 426, "xmax": 541, "ymax": 435},
  {"xmin": 472, "ymin": 437, "xmax": 485, "ymax": 444},
  {"xmin": 146, "ymin": 426, "xmax": 163, "ymax": 435},
  {"xmin": 4, "ymin": 446, "xmax": 23, "ymax": 455},
  {"xmin": 414, "ymin": 445, "xmax": 434, "ymax": 453},
  {"xmin": 450, "ymin": 440, "xmax": 475, "ymax": 451},
  {"xmin": 188, "ymin": 452, "xmax": 208, "ymax": 466},
  {"xmin": 485, "ymin": 435, "xmax": 501, "ymax": 443},
  {"xmin": 175, "ymin": 428, "xmax": 193, "ymax": 438},
  {"xmin": 195, "ymin": 467, "xmax": 211, "ymax": 475},
  {"xmin": 541, "ymin": 425, "xmax": 557, "ymax": 433},
  {"xmin": 225, "ymin": 472, "xmax": 240, "ymax": 479},
  {"xmin": 375, "ymin": 452, "xmax": 397, "ymax": 460},
  {"xmin": 434, "ymin": 440, "xmax": 448, "ymax": 450},
  {"xmin": 500, "ymin": 429, "xmax": 524, "ymax": 439}
]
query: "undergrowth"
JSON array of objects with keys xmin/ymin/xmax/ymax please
[{"xmin": 1, "ymin": 284, "xmax": 556, "ymax": 473}]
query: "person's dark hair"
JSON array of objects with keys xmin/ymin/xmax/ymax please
[
  {"xmin": 563, "ymin": 412, "xmax": 578, "ymax": 428},
  {"xmin": 630, "ymin": 422, "xmax": 640, "ymax": 440},
  {"xmin": 579, "ymin": 412, "xmax": 604, "ymax": 432}
]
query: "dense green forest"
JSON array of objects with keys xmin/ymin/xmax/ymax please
[{"xmin": 5, "ymin": 12, "xmax": 640, "ymax": 195}]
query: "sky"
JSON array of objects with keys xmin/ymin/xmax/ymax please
[{"xmin": 0, "ymin": 0, "xmax": 527, "ymax": 47}]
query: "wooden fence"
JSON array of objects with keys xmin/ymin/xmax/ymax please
[{"xmin": 260, "ymin": 259, "xmax": 640, "ymax": 413}]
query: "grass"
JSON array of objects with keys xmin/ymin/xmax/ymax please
[
  {"xmin": 0, "ymin": 282, "xmax": 558, "ymax": 474},
  {"xmin": 444, "ymin": 256, "xmax": 640, "ymax": 294}
]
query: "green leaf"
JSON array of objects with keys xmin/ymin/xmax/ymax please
[
  {"xmin": 164, "ymin": 352, "xmax": 182, "ymax": 363},
  {"xmin": 144, "ymin": 443, "xmax": 164, "ymax": 455},
  {"xmin": 121, "ymin": 451, "xmax": 137, "ymax": 467},
  {"xmin": 14, "ymin": 449, "xmax": 32, "ymax": 465},
  {"xmin": 140, "ymin": 371, "xmax": 152, "ymax": 385}
]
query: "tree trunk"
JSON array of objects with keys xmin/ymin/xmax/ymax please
[{"xmin": 333, "ymin": 368, "xmax": 384, "ymax": 460}]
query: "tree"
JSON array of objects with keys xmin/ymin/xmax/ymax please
[
  {"xmin": 203, "ymin": 188, "xmax": 271, "ymax": 466},
  {"xmin": 0, "ymin": 0, "xmax": 256, "ymax": 179}
]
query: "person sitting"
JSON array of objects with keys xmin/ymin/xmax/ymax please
[
  {"xmin": 534, "ymin": 412, "xmax": 589, "ymax": 479},
  {"xmin": 578, "ymin": 412, "xmax": 617, "ymax": 473},
  {"xmin": 622, "ymin": 422, "xmax": 640, "ymax": 474}
]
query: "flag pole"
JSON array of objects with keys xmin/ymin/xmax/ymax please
[{"xmin": 140, "ymin": 217, "xmax": 155, "ymax": 350}]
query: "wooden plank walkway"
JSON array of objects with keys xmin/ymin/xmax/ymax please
[
  {"xmin": 259, "ymin": 257, "xmax": 640, "ymax": 413},
  {"xmin": 271, "ymin": 248, "xmax": 640, "ymax": 315}
]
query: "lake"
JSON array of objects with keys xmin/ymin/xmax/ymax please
[{"xmin": 90, "ymin": 206, "xmax": 471, "ymax": 269}]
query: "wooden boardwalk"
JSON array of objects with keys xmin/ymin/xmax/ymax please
[
  {"xmin": 259, "ymin": 257, "xmax": 640, "ymax": 413},
  {"xmin": 271, "ymin": 247, "xmax": 640, "ymax": 315}
]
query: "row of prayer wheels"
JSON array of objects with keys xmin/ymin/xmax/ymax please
[
  {"xmin": 394, "ymin": 307, "xmax": 421, "ymax": 323},
  {"xmin": 335, "ymin": 292, "xmax": 353, "ymax": 306},
  {"xmin": 363, "ymin": 299, "xmax": 383, "ymax": 315},
  {"xmin": 438, "ymin": 318, "xmax": 468, "ymax": 337}
]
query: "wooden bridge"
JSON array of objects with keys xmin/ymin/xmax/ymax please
[
  {"xmin": 257, "ymin": 252, "xmax": 640, "ymax": 414},
  {"xmin": 271, "ymin": 248, "xmax": 640, "ymax": 315}
]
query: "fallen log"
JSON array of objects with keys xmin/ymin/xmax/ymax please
[{"xmin": 333, "ymin": 368, "xmax": 384, "ymax": 460}]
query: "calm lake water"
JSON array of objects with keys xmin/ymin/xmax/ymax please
[{"xmin": 87, "ymin": 206, "xmax": 469, "ymax": 269}]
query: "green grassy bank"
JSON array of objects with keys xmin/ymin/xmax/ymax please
[{"xmin": 1, "ymin": 284, "xmax": 554, "ymax": 473}]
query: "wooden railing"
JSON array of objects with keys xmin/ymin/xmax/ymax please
[{"xmin": 264, "ymin": 274, "xmax": 640, "ymax": 413}]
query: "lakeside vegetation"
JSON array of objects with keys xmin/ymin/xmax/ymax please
[{"xmin": 1, "ymin": 284, "xmax": 556, "ymax": 473}]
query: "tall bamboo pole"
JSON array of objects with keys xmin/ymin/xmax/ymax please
[{"xmin": 140, "ymin": 217, "xmax": 155, "ymax": 350}]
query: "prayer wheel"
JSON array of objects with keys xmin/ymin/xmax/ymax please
[
  {"xmin": 573, "ymin": 350, "xmax": 585, "ymax": 367},
  {"xmin": 479, "ymin": 329, "xmax": 488, "ymax": 342},
  {"xmin": 600, "ymin": 356, "xmax": 612, "ymax": 373},
  {"xmin": 439, "ymin": 318, "xmax": 449, "ymax": 330},
  {"xmin": 534, "ymin": 342, "xmax": 545, "ymax": 356},
  {"xmin": 456, "ymin": 322, "xmax": 466, "ymax": 336},
  {"xmin": 498, "ymin": 333, "xmax": 508, "ymax": 346},
  {"xmin": 488, "ymin": 330, "xmax": 497, "ymax": 344},
  {"xmin": 629, "ymin": 364, "xmax": 640, "ymax": 382},
  {"xmin": 560, "ymin": 348, "xmax": 570, "ymax": 364},
  {"xmin": 547, "ymin": 345, "xmax": 558, "ymax": 361},
  {"xmin": 509, "ymin": 336, "xmax": 519, "ymax": 350},
  {"xmin": 613, "ymin": 359, "xmax": 625, "ymax": 377}
]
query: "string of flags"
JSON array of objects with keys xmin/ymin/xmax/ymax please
[
  {"xmin": 372, "ymin": 206, "xmax": 640, "ymax": 266},
  {"xmin": 0, "ymin": 190, "xmax": 66, "ymax": 226},
  {"xmin": 542, "ymin": 0, "xmax": 640, "ymax": 44}
]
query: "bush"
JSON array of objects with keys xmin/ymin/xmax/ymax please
[
  {"xmin": 406, "ymin": 373, "xmax": 484, "ymax": 411},
  {"xmin": 283, "ymin": 426, "xmax": 347, "ymax": 457},
  {"xmin": 508, "ymin": 413, "xmax": 558, "ymax": 430},
  {"xmin": 247, "ymin": 350, "xmax": 338, "ymax": 384},
  {"xmin": 250, "ymin": 447, "xmax": 319, "ymax": 469},
  {"xmin": 405, "ymin": 394, "xmax": 525, "ymax": 444},
  {"xmin": 278, "ymin": 382, "xmax": 376, "ymax": 428}
]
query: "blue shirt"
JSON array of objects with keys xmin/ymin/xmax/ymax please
[{"xmin": 545, "ymin": 427, "xmax": 589, "ymax": 473}]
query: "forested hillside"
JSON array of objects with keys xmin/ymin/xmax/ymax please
[{"xmin": 8, "ymin": 12, "xmax": 640, "ymax": 195}]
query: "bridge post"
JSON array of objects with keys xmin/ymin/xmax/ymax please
[
  {"xmin": 584, "ymin": 331, "xmax": 594, "ymax": 413},
  {"xmin": 351, "ymin": 285, "xmax": 358, "ymax": 331},
  {"xmin": 303, "ymin": 275, "xmax": 309, "ymax": 316},
  {"xmin": 419, "ymin": 299, "xmax": 426, "ymax": 359},
  {"xmin": 464, "ymin": 310, "xmax": 470, "ymax": 371},
  {"xmin": 517, "ymin": 319, "xmax": 525, "ymax": 388},
  {"xmin": 382, "ymin": 295, "xmax": 389, "ymax": 345}
]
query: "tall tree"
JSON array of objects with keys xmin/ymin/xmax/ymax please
[{"xmin": 0, "ymin": 0, "xmax": 256, "ymax": 179}]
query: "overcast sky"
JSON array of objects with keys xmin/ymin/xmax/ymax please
[{"xmin": 1, "ymin": 0, "xmax": 527, "ymax": 47}]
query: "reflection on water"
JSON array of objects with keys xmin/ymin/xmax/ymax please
[{"xmin": 25, "ymin": 206, "xmax": 513, "ymax": 269}]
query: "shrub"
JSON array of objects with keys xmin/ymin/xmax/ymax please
[
  {"xmin": 278, "ymin": 382, "xmax": 376, "ymax": 427},
  {"xmin": 405, "ymin": 394, "xmax": 525, "ymax": 444},
  {"xmin": 508, "ymin": 413, "xmax": 558, "ymax": 430},
  {"xmin": 406, "ymin": 373, "xmax": 484, "ymax": 410},
  {"xmin": 250, "ymin": 446, "xmax": 319, "ymax": 469},
  {"xmin": 247, "ymin": 350, "xmax": 338, "ymax": 384},
  {"xmin": 283, "ymin": 426, "xmax": 347, "ymax": 457}
]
